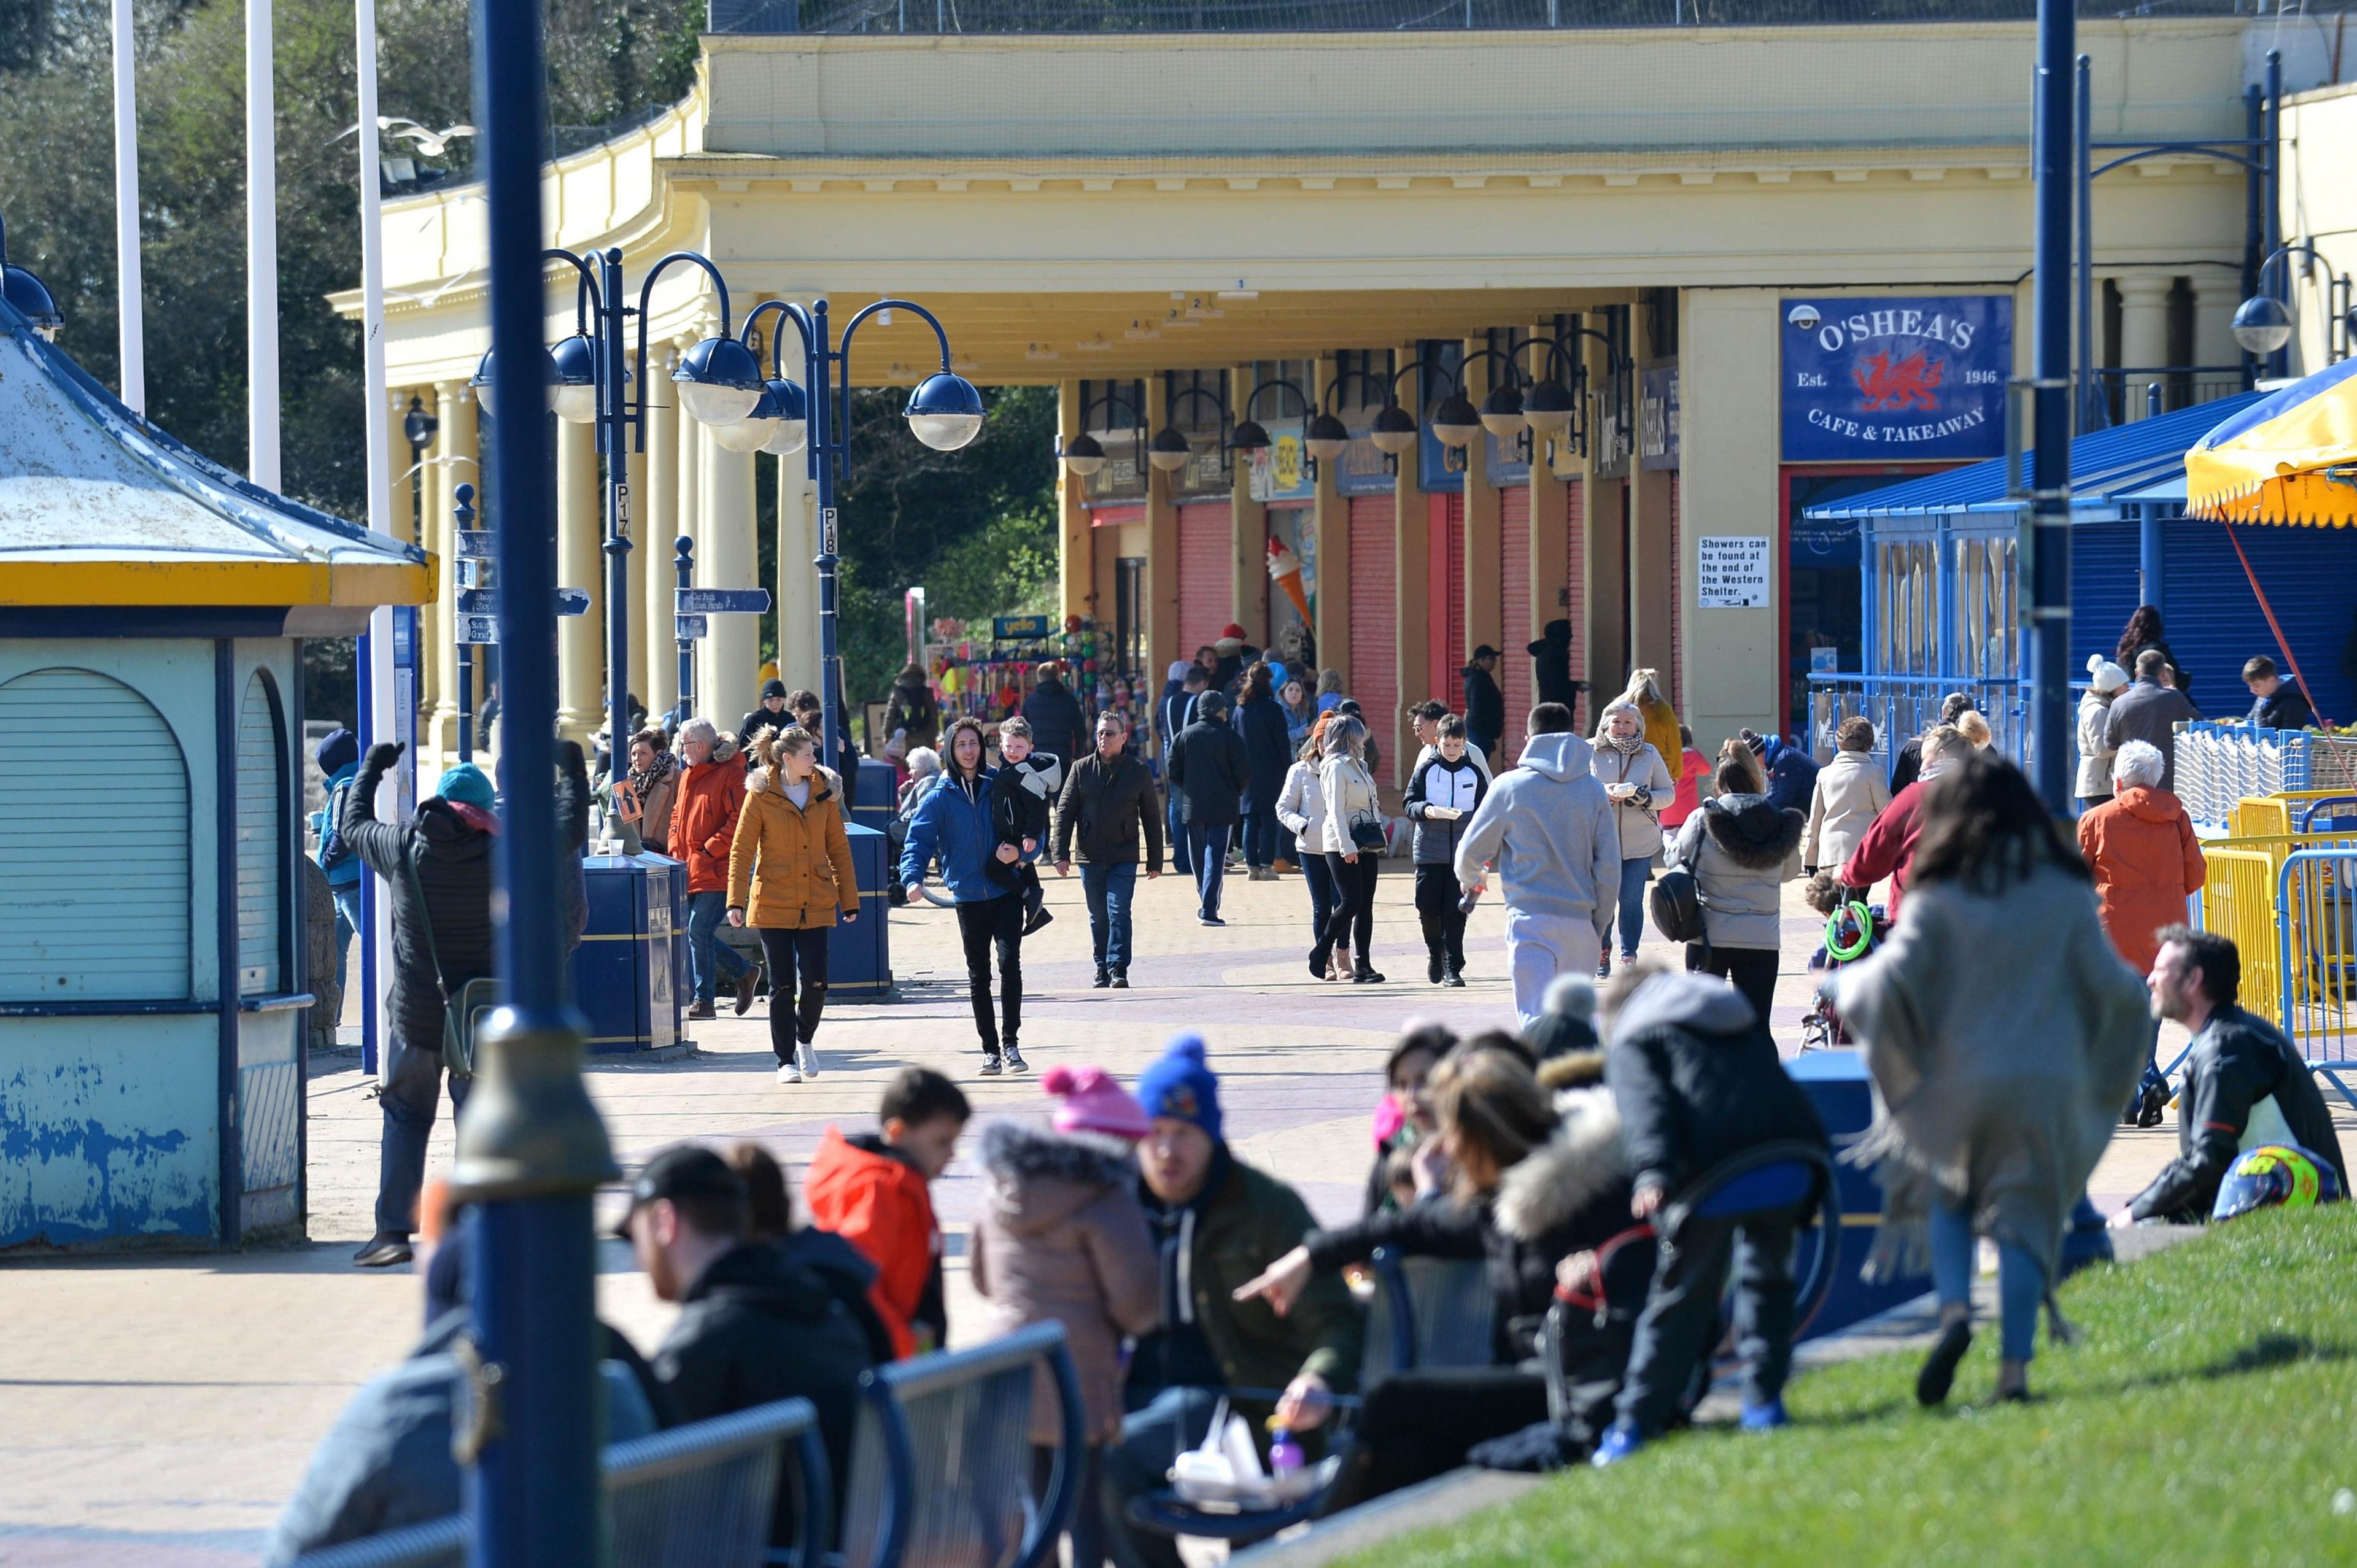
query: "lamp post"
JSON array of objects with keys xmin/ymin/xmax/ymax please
[
  {"xmin": 2027, "ymin": 0, "xmax": 2075, "ymax": 814},
  {"xmin": 2232, "ymin": 241, "xmax": 2357, "ymax": 371},
  {"xmin": 737, "ymin": 297, "xmax": 983, "ymax": 763},
  {"xmin": 470, "ymin": 249, "xmax": 763, "ymax": 782}
]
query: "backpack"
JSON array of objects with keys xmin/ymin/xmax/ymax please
[{"xmin": 315, "ymin": 774, "xmax": 357, "ymax": 873}]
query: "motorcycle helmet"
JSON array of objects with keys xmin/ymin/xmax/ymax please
[{"xmin": 2211, "ymin": 1143, "xmax": 2343, "ymax": 1221}]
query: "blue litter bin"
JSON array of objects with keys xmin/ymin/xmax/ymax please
[
  {"xmin": 853, "ymin": 757, "xmax": 897, "ymax": 840},
  {"xmin": 569, "ymin": 854, "xmax": 685, "ymax": 1054},
  {"xmin": 830, "ymin": 823, "xmax": 893, "ymax": 997},
  {"xmin": 1787, "ymin": 1049, "xmax": 1929, "ymax": 1338}
]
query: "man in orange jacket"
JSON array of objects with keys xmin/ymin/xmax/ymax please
[{"xmin": 803, "ymin": 1067, "xmax": 970, "ymax": 1358}]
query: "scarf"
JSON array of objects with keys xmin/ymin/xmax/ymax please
[
  {"xmin": 627, "ymin": 749, "xmax": 675, "ymax": 806},
  {"xmin": 1595, "ymin": 727, "xmax": 1643, "ymax": 755}
]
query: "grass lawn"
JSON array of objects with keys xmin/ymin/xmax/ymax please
[{"xmin": 1346, "ymin": 1207, "xmax": 2357, "ymax": 1567}]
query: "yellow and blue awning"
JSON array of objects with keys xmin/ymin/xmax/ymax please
[{"xmin": 2185, "ymin": 358, "xmax": 2357, "ymax": 529}]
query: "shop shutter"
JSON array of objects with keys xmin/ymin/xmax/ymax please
[
  {"xmin": 2160, "ymin": 520, "xmax": 2357, "ymax": 724},
  {"xmin": 1500, "ymin": 485, "xmax": 1532, "ymax": 757},
  {"xmin": 1347, "ymin": 496, "xmax": 1397, "ymax": 755},
  {"xmin": 1565, "ymin": 479, "xmax": 1588, "ymax": 729},
  {"xmin": 1176, "ymin": 502, "xmax": 1232, "ymax": 658},
  {"xmin": 1668, "ymin": 474, "xmax": 1684, "ymax": 714},
  {"xmin": 237, "ymin": 673, "xmax": 283, "ymax": 994},
  {"xmin": 0, "ymin": 668, "xmax": 190, "ymax": 1001},
  {"xmin": 2069, "ymin": 522, "xmax": 2142, "ymax": 677},
  {"xmin": 1429, "ymin": 492, "xmax": 1466, "ymax": 702}
]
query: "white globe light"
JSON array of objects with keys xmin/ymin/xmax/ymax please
[{"xmin": 763, "ymin": 419, "xmax": 809, "ymax": 457}]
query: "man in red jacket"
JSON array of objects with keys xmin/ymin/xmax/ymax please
[
  {"xmin": 668, "ymin": 718, "xmax": 757, "ymax": 1018},
  {"xmin": 1836, "ymin": 724, "xmax": 1968, "ymax": 915},
  {"xmin": 805, "ymin": 1067, "xmax": 970, "ymax": 1358}
]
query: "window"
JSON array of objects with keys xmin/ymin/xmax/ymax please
[
  {"xmin": 236, "ymin": 671, "xmax": 287, "ymax": 994},
  {"xmin": 1952, "ymin": 536, "xmax": 2018, "ymax": 682},
  {"xmin": 1876, "ymin": 538, "xmax": 1941, "ymax": 678}
]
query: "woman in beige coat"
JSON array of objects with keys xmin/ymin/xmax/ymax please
[
  {"xmin": 1591, "ymin": 699, "xmax": 1674, "ymax": 969},
  {"xmin": 972, "ymin": 1067, "xmax": 1158, "ymax": 1568},
  {"xmin": 1802, "ymin": 716, "xmax": 1892, "ymax": 874}
]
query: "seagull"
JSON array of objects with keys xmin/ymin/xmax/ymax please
[{"xmin": 330, "ymin": 117, "xmax": 478, "ymax": 158}]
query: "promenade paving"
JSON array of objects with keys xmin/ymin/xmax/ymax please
[{"xmin": 4, "ymin": 855, "xmax": 2343, "ymax": 1566}]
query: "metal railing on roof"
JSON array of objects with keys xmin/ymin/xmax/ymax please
[{"xmin": 711, "ymin": 0, "xmax": 2257, "ymax": 36}]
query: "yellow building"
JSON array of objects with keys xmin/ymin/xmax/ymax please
[{"xmin": 357, "ymin": 10, "xmax": 2317, "ymax": 779}]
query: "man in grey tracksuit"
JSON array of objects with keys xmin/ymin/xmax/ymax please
[{"xmin": 1453, "ymin": 703, "xmax": 1620, "ymax": 1030}]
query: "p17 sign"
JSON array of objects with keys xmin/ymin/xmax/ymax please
[{"xmin": 1780, "ymin": 296, "xmax": 2011, "ymax": 462}]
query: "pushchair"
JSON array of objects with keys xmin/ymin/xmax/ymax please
[{"xmin": 1800, "ymin": 886, "xmax": 1888, "ymax": 1051}]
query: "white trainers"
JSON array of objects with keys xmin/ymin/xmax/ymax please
[
  {"xmin": 776, "ymin": 1061, "xmax": 802, "ymax": 1085},
  {"xmin": 796, "ymin": 1042, "xmax": 818, "ymax": 1081}
]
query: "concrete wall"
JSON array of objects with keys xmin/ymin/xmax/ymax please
[{"xmin": 2278, "ymin": 82, "xmax": 2357, "ymax": 380}]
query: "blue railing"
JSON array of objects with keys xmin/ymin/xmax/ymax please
[{"xmin": 1805, "ymin": 672, "xmax": 2093, "ymax": 776}]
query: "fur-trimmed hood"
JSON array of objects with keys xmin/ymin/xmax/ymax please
[
  {"xmin": 1493, "ymin": 1085, "xmax": 1629, "ymax": 1243},
  {"xmin": 1701, "ymin": 792, "xmax": 1806, "ymax": 869},
  {"xmin": 978, "ymin": 1119, "xmax": 1140, "ymax": 1238}
]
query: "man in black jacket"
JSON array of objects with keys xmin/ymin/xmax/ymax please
[
  {"xmin": 1462, "ymin": 645, "xmax": 1506, "ymax": 761},
  {"xmin": 342, "ymin": 741, "xmax": 497, "ymax": 1269},
  {"xmin": 1595, "ymin": 964, "xmax": 1829, "ymax": 1461},
  {"xmin": 625, "ymin": 1143, "xmax": 884, "ymax": 1551},
  {"xmin": 2123, "ymin": 929, "xmax": 2350, "ymax": 1224},
  {"xmin": 1527, "ymin": 619, "xmax": 1587, "ymax": 714},
  {"xmin": 1164, "ymin": 690, "xmax": 1250, "ymax": 927},
  {"xmin": 1020, "ymin": 662, "xmax": 1086, "ymax": 767},
  {"xmin": 739, "ymin": 678, "xmax": 793, "ymax": 752},
  {"xmin": 1159, "ymin": 666, "xmax": 1209, "ymax": 879},
  {"xmin": 1053, "ymin": 710, "xmax": 1164, "ymax": 987}
]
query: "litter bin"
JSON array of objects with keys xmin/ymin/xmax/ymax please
[
  {"xmin": 830, "ymin": 822, "xmax": 894, "ymax": 996},
  {"xmin": 1786, "ymin": 1049, "xmax": 1927, "ymax": 1338},
  {"xmin": 853, "ymin": 757, "xmax": 898, "ymax": 840},
  {"xmin": 570, "ymin": 853, "xmax": 685, "ymax": 1055}
]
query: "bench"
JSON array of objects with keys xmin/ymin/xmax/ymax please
[{"xmin": 288, "ymin": 1394, "xmax": 831, "ymax": 1568}]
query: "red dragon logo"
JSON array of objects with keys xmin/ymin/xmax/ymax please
[{"xmin": 1853, "ymin": 351, "xmax": 1945, "ymax": 411}]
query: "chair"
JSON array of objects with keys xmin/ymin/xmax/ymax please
[
  {"xmin": 288, "ymin": 1396, "xmax": 829, "ymax": 1568},
  {"xmin": 1361, "ymin": 1246, "xmax": 1495, "ymax": 1385},
  {"xmin": 835, "ymin": 1321, "xmax": 1085, "ymax": 1568}
]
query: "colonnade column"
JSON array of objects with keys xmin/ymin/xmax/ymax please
[
  {"xmin": 775, "ymin": 440, "xmax": 820, "ymax": 697},
  {"xmin": 2116, "ymin": 273, "xmax": 2174, "ymax": 418},
  {"xmin": 1527, "ymin": 319, "xmax": 1569, "ymax": 743},
  {"xmin": 699, "ymin": 414, "xmax": 759, "ymax": 726},
  {"xmin": 555, "ymin": 414, "xmax": 603, "ymax": 742},
  {"xmin": 641, "ymin": 345, "xmax": 680, "ymax": 727},
  {"xmin": 1144, "ymin": 374, "xmax": 1180, "ymax": 681},
  {"xmin": 2189, "ymin": 276, "xmax": 2242, "ymax": 383},
  {"xmin": 623, "ymin": 351, "xmax": 651, "ymax": 727},
  {"xmin": 1460, "ymin": 337, "xmax": 1502, "ymax": 690},
  {"xmin": 1627, "ymin": 295, "xmax": 1676, "ymax": 700},
  {"xmin": 1056, "ymin": 377, "xmax": 1092, "ymax": 627}
]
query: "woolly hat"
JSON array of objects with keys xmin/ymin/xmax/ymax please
[
  {"xmin": 435, "ymin": 763, "xmax": 495, "ymax": 809},
  {"xmin": 315, "ymin": 727, "xmax": 359, "ymax": 775},
  {"xmin": 761, "ymin": 678, "xmax": 789, "ymax": 700},
  {"xmin": 1167, "ymin": 660, "xmax": 1192, "ymax": 682},
  {"xmin": 2086, "ymin": 654, "xmax": 2131, "ymax": 695},
  {"xmin": 1042, "ymin": 1065, "xmax": 1150, "ymax": 1141},
  {"xmin": 1136, "ymin": 1033, "xmax": 1223, "ymax": 1142}
]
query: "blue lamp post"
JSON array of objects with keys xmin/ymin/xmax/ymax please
[{"xmin": 736, "ymin": 297, "xmax": 984, "ymax": 763}]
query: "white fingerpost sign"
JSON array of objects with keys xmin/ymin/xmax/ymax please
[{"xmin": 1697, "ymin": 536, "xmax": 1771, "ymax": 608}]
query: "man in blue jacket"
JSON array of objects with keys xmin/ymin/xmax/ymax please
[
  {"xmin": 310, "ymin": 728, "xmax": 365, "ymax": 997},
  {"xmin": 899, "ymin": 720, "xmax": 1034, "ymax": 1073}
]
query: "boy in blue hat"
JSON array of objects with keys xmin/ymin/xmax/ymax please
[{"xmin": 310, "ymin": 728, "xmax": 365, "ymax": 997}]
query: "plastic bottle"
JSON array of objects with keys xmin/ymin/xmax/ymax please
[{"xmin": 1266, "ymin": 1421, "xmax": 1302, "ymax": 1478}]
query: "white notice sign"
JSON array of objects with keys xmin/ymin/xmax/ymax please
[{"xmin": 1697, "ymin": 536, "xmax": 1771, "ymax": 608}]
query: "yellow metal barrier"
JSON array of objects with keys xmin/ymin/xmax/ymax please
[{"xmin": 2202, "ymin": 846, "xmax": 2285, "ymax": 1020}]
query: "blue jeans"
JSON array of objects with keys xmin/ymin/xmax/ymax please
[
  {"xmin": 1186, "ymin": 824, "xmax": 1231, "ymax": 919},
  {"xmin": 1299, "ymin": 850, "xmax": 1335, "ymax": 943},
  {"xmin": 1603, "ymin": 855, "xmax": 1651, "ymax": 959},
  {"xmin": 1166, "ymin": 794, "xmax": 1193, "ymax": 877},
  {"xmin": 1081, "ymin": 860, "xmax": 1139, "ymax": 973},
  {"xmin": 1108, "ymin": 1386, "xmax": 1223, "ymax": 1568},
  {"xmin": 685, "ymin": 889, "xmax": 750, "ymax": 1004},
  {"xmin": 1929, "ymin": 1198, "xmax": 2044, "ymax": 1362},
  {"xmin": 330, "ymin": 882, "xmax": 363, "ymax": 998},
  {"xmin": 1238, "ymin": 808, "xmax": 1279, "ymax": 870}
]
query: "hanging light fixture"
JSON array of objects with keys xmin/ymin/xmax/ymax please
[
  {"xmin": 905, "ymin": 369, "xmax": 985, "ymax": 450},
  {"xmin": 1479, "ymin": 381, "xmax": 1527, "ymax": 438},
  {"xmin": 1304, "ymin": 411, "xmax": 1352, "ymax": 463},
  {"xmin": 1429, "ymin": 390, "xmax": 1482, "ymax": 449},
  {"xmin": 672, "ymin": 333, "xmax": 765, "ymax": 425},
  {"xmin": 1522, "ymin": 377, "xmax": 1577, "ymax": 438},
  {"xmin": 469, "ymin": 343, "xmax": 562, "ymax": 418},
  {"xmin": 1148, "ymin": 425, "xmax": 1193, "ymax": 473},
  {"xmin": 1060, "ymin": 430, "xmax": 1107, "ymax": 476},
  {"xmin": 549, "ymin": 332, "xmax": 603, "ymax": 425},
  {"xmin": 2231, "ymin": 294, "xmax": 2294, "ymax": 356}
]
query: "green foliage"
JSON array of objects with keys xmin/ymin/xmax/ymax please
[{"xmin": 1352, "ymin": 1207, "xmax": 2357, "ymax": 1568}]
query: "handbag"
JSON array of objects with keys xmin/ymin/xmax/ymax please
[
  {"xmin": 1342, "ymin": 759, "xmax": 1387, "ymax": 854},
  {"xmin": 1647, "ymin": 806, "xmax": 1715, "ymax": 949},
  {"xmin": 400, "ymin": 852, "xmax": 500, "ymax": 1081}
]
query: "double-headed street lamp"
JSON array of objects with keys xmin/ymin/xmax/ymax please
[{"xmin": 470, "ymin": 251, "xmax": 981, "ymax": 779}]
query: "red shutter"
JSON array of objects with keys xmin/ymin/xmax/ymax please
[
  {"xmin": 1426, "ymin": 492, "xmax": 1466, "ymax": 703},
  {"xmin": 1500, "ymin": 485, "xmax": 1531, "ymax": 757},
  {"xmin": 1667, "ymin": 474, "xmax": 1683, "ymax": 714},
  {"xmin": 1176, "ymin": 503, "xmax": 1231, "ymax": 658},
  {"xmin": 1565, "ymin": 479, "xmax": 1587, "ymax": 732},
  {"xmin": 1347, "ymin": 496, "xmax": 1396, "ymax": 753}
]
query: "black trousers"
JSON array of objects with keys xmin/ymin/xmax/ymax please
[
  {"xmin": 1032, "ymin": 1442, "xmax": 1106, "ymax": 1568},
  {"xmin": 756, "ymin": 925, "xmax": 830, "ymax": 1060},
  {"xmin": 955, "ymin": 893, "xmax": 1024, "ymax": 1055},
  {"xmin": 1322, "ymin": 1369, "xmax": 1549, "ymax": 1513},
  {"xmin": 1687, "ymin": 942, "xmax": 1780, "ymax": 1022},
  {"xmin": 1320, "ymin": 852, "xmax": 1381, "ymax": 962},
  {"xmin": 1616, "ymin": 1207, "xmax": 1798, "ymax": 1435},
  {"xmin": 1413, "ymin": 863, "xmax": 1468, "ymax": 969}
]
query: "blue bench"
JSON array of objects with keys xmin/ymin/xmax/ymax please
[{"xmin": 1362, "ymin": 1246, "xmax": 1495, "ymax": 1382}]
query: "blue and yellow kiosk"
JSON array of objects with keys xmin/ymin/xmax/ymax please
[{"xmin": 0, "ymin": 282, "xmax": 431, "ymax": 1250}]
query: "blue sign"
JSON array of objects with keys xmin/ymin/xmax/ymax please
[
  {"xmin": 1781, "ymin": 296, "xmax": 2011, "ymax": 462},
  {"xmin": 676, "ymin": 587, "xmax": 773, "ymax": 616},
  {"xmin": 993, "ymin": 614, "xmax": 1051, "ymax": 639},
  {"xmin": 674, "ymin": 614, "xmax": 709, "ymax": 642},
  {"xmin": 456, "ymin": 587, "xmax": 592, "ymax": 616},
  {"xmin": 457, "ymin": 614, "xmax": 500, "ymax": 646},
  {"xmin": 455, "ymin": 530, "xmax": 497, "ymax": 559}
]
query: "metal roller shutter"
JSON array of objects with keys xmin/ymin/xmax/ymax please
[
  {"xmin": 1428, "ymin": 493, "xmax": 1466, "ymax": 702},
  {"xmin": 1176, "ymin": 503, "xmax": 1232, "ymax": 659},
  {"xmin": 2160, "ymin": 520, "xmax": 2357, "ymax": 724},
  {"xmin": 1566, "ymin": 479, "xmax": 1587, "ymax": 730},
  {"xmin": 237, "ymin": 673, "xmax": 282, "ymax": 994},
  {"xmin": 1348, "ymin": 496, "xmax": 1397, "ymax": 752},
  {"xmin": 0, "ymin": 668, "xmax": 190, "ymax": 1000},
  {"xmin": 1500, "ymin": 486, "xmax": 1532, "ymax": 757},
  {"xmin": 2069, "ymin": 522, "xmax": 2142, "ymax": 677}
]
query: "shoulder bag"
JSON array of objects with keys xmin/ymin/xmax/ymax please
[
  {"xmin": 1344, "ymin": 759, "xmax": 1387, "ymax": 854},
  {"xmin": 400, "ymin": 851, "xmax": 501, "ymax": 1081}
]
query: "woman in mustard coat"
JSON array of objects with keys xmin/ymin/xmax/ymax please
[{"xmin": 729, "ymin": 726, "xmax": 859, "ymax": 1084}]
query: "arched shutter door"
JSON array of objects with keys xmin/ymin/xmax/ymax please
[
  {"xmin": 1500, "ymin": 485, "xmax": 1532, "ymax": 758},
  {"xmin": 0, "ymin": 669, "xmax": 190, "ymax": 1000},
  {"xmin": 237, "ymin": 674, "xmax": 283, "ymax": 994}
]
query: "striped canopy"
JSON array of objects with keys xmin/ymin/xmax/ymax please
[{"xmin": 2185, "ymin": 357, "xmax": 2357, "ymax": 528}]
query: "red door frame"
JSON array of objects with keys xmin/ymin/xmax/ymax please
[{"xmin": 1776, "ymin": 462, "xmax": 1953, "ymax": 737}]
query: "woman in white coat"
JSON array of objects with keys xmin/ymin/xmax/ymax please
[
  {"xmin": 1802, "ymin": 716, "xmax": 1892, "ymax": 875},
  {"xmin": 2076, "ymin": 656, "xmax": 2130, "ymax": 811},
  {"xmin": 1590, "ymin": 699, "xmax": 1674, "ymax": 973},
  {"xmin": 1275, "ymin": 713, "xmax": 1339, "ymax": 975},
  {"xmin": 1314, "ymin": 713, "xmax": 1387, "ymax": 984}
]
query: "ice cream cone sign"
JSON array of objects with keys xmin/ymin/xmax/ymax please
[{"xmin": 1267, "ymin": 537, "xmax": 1312, "ymax": 622}]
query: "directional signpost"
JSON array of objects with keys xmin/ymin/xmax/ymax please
[
  {"xmin": 459, "ymin": 586, "xmax": 593, "ymax": 619},
  {"xmin": 675, "ymin": 587, "xmax": 773, "ymax": 618}
]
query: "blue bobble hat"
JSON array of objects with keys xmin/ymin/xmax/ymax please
[
  {"xmin": 435, "ymin": 763, "xmax": 496, "ymax": 810},
  {"xmin": 1136, "ymin": 1033, "xmax": 1223, "ymax": 1143},
  {"xmin": 315, "ymin": 727, "xmax": 359, "ymax": 775}
]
